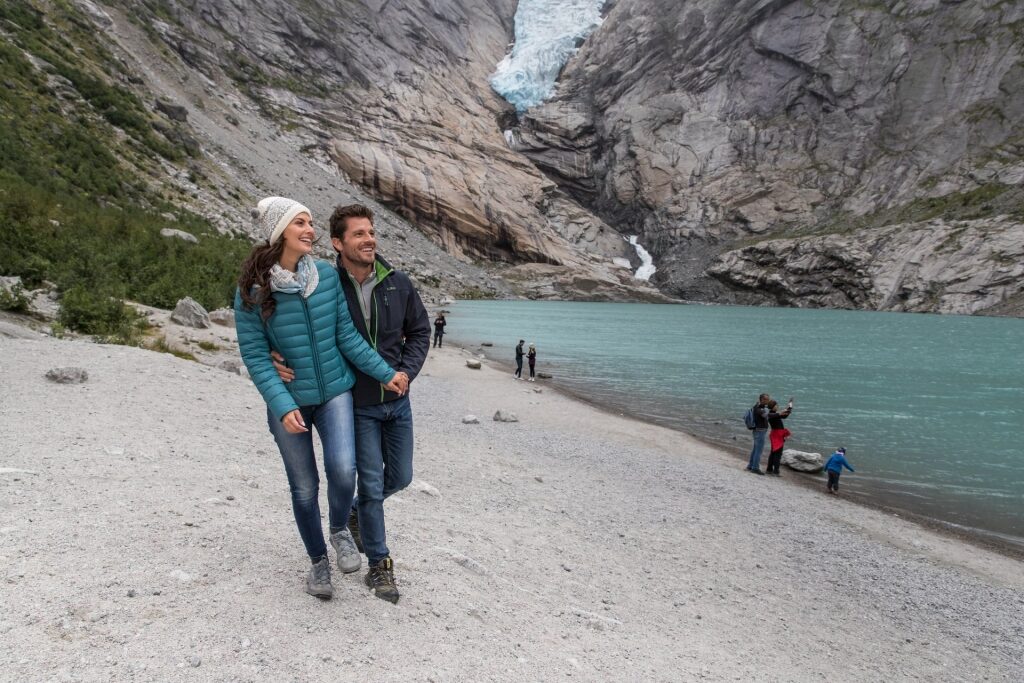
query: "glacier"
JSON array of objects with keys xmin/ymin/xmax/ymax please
[{"xmin": 490, "ymin": 0, "xmax": 606, "ymax": 111}]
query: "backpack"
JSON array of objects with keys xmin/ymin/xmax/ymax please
[{"xmin": 743, "ymin": 406, "xmax": 757, "ymax": 430}]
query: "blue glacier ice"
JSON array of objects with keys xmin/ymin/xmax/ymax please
[{"xmin": 490, "ymin": 0, "xmax": 606, "ymax": 112}]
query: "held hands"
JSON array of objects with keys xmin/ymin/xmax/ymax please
[
  {"xmin": 271, "ymin": 351, "xmax": 295, "ymax": 383},
  {"xmin": 383, "ymin": 372, "xmax": 410, "ymax": 396},
  {"xmin": 282, "ymin": 409, "xmax": 308, "ymax": 434}
]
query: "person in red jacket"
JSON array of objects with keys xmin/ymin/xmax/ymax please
[{"xmin": 765, "ymin": 398, "xmax": 793, "ymax": 476}]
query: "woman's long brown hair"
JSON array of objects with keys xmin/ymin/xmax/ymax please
[{"xmin": 238, "ymin": 239, "xmax": 285, "ymax": 322}]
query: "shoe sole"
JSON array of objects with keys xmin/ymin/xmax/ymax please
[{"xmin": 306, "ymin": 587, "xmax": 333, "ymax": 600}]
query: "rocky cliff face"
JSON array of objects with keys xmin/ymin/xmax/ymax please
[
  {"xmin": 96, "ymin": 0, "xmax": 664, "ymax": 302},
  {"xmin": 510, "ymin": 0, "xmax": 1024, "ymax": 314},
  {"xmin": 32, "ymin": 0, "xmax": 1024, "ymax": 312}
]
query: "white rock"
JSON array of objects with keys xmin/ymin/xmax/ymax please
[
  {"xmin": 462, "ymin": 415, "xmax": 480, "ymax": 424},
  {"xmin": 465, "ymin": 359, "xmax": 482, "ymax": 369},
  {"xmin": 160, "ymin": 228, "xmax": 199, "ymax": 244},
  {"xmin": 782, "ymin": 449, "xmax": 824, "ymax": 473},
  {"xmin": 493, "ymin": 410, "xmax": 519, "ymax": 423}
]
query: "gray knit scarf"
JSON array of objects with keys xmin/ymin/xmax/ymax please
[{"xmin": 269, "ymin": 255, "xmax": 319, "ymax": 298}]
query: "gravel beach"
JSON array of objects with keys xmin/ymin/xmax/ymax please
[{"xmin": 1, "ymin": 336, "xmax": 1022, "ymax": 682}]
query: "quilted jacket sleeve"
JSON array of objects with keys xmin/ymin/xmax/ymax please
[
  {"xmin": 234, "ymin": 289, "xmax": 299, "ymax": 421},
  {"xmin": 334, "ymin": 285, "xmax": 396, "ymax": 385}
]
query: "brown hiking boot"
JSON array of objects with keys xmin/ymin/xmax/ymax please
[{"xmin": 364, "ymin": 557, "xmax": 399, "ymax": 604}]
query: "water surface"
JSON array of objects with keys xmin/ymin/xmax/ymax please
[{"xmin": 444, "ymin": 301, "xmax": 1024, "ymax": 547}]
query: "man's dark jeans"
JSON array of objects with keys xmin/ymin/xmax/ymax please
[
  {"xmin": 515, "ymin": 357, "xmax": 523, "ymax": 378},
  {"xmin": 352, "ymin": 395, "xmax": 414, "ymax": 563}
]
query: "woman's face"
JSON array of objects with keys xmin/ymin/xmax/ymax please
[{"xmin": 280, "ymin": 213, "xmax": 315, "ymax": 256}]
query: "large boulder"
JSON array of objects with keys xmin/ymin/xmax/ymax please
[
  {"xmin": 171, "ymin": 297, "xmax": 210, "ymax": 328},
  {"xmin": 782, "ymin": 450, "xmax": 824, "ymax": 473}
]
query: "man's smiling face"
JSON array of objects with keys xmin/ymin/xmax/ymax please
[{"xmin": 332, "ymin": 216, "xmax": 377, "ymax": 268}]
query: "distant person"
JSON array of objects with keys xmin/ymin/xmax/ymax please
[
  {"xmin": 433, "ymin": 313, "xmax": 446, "ymax": 348},
  {"xmin": 514, "ymin": 339, "xmax": 525, "ymax": 379},
  {"xmin": 234, "ymin": 196, "xmax": 405, "ymax": 601},
  {"xmin": 824, "ymin": 447, "xmax": 855, "ymax": 494},
  {"xmin": 527, "ymin": 343, "xmax": 537, "ymax": 381},
  {"xmin": 765, "ymin": 398, "xmax": 793, "ymax": 476},
  {"xmin": 745, "ymin": 393, "xmax": 771, "ymax": 474}
]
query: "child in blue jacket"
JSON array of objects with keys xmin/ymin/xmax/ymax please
[{"xmin": 824, "ymin": 447, "xmax": 854, "ymax": 494}]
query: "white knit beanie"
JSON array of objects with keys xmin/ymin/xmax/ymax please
[{"xmin": 252, "ymin": 196, "xmax": 311, "ymax": 245}]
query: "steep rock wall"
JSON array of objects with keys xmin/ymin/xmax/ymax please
[
  {"xmin": 510, "ymin": 0, "xmax": 1024, "ymax": 313},
  {"xmin": 112, "ymin": 0, "xmax": 662, "ymax": 301}
]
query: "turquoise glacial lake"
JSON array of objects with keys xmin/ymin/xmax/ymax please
[{"xmin": 443, "ymin": 300, "xmax": 1024, "ymax": 548}]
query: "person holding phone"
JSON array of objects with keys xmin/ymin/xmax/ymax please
[
  {"xmin": 235, "ymin": 196, "xmax": 407, "ymax": 600},
  {"xmin": 765, "ymin": 398, "xmax": 793, "ymax": 476}
]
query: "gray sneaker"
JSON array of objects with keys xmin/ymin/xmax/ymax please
[
  {"xmin": 330, "ymin": 528, "xmax": 362, "ymax": 573},
  {"xmin": 306, "ymin": 557, "xmax": 333, "ymax": 599}
]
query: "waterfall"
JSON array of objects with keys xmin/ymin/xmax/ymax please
[{"xmin": 628, "ymin": 235, "xmax": 656, "ymax": 281}]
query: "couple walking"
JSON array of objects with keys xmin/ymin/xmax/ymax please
[
  {"xmin": 234, "ymin": 198, "xmax": 431, "ymax": 603},
  {"xmin": 746, "ymin": 393, "xmax": 793, "ymax": 476},
  {"xmin": 513, "ymin": 339, "xmax": 537, "ymax": 381}
]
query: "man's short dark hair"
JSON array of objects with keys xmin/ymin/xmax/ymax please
[{"xmin": 329, "ymin": 204, "xmax": 375, "ymax": 240}]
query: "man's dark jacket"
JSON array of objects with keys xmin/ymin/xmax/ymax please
[{"xmin": 337, "ymin": 254, "xmax": 431, "ymax": 407}]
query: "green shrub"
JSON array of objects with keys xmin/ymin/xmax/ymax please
[
  {"xmin": 0, "ymin": 283, "xmax": 31, "ymax": 313},
  {"xmin": 197, "ymin": 340, "xmax": 219, "ymax": 351},
  {"xmin": 58, "ymin": 285, "xmax": 146, "ymax": 344}
]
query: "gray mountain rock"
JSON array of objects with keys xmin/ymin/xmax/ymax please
[
  {"xmin": 45, "ymin": 367, "xmax": 89, "ymax": 384},
  {"xmin": 72, "ymin": 1, "xmax": 1024, "ymax": 313},
  {"xmin": 171, "ymin": 297, "xmax": 210, "ymax": 328}
]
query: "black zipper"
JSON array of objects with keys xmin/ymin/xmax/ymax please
[{"xmin": 301, "ymin": 297, "xmax": 326, "ymax": 403}]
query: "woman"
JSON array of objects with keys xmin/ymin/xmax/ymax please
[
  {"xmin": 765, "ymin": 399, "xmax": 793, "ymax": 476},
  {"xmin": 527, "ymin": 342, "xmax": 537, "ymax": 381},
  {"xmin": 235, "ymin": 196, "xmax": 406, "ymax": 600}
]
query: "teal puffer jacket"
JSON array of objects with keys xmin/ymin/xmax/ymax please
[{"xmin": 234, "ymin": 260, "xmax": 396, "ymax": 421}]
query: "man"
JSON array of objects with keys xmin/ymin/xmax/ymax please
[
  {"xmin": 274, "ymin": 204, "xmax": 430, "ymax": 603},
  {"xmin": 433, "ymin": 312, "xmax": 446, "ymax": 348},
  {"xmin": 514, "ymin": 339, "xmax": 525, "ymax": 379},
  {"xmin": 746, "ymin": 393, "xmax": 771, "ymax": 475}
]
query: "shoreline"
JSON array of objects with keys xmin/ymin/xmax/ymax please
[
  {"xmin": 2, "ymin": 335, "xmax": 1022, "ymax": 681},
  {"xmin": 450, "ymin": 338, "xmax": 1024, "ymax": 562}
]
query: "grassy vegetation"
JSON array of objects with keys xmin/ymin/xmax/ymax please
[
  {"xmin": 0, "ymin": 0, "xmax": 251, "ymax": 345},
  {"xmin": 146, "ymin": 335, "xmax": 198, "ymax": 362}
]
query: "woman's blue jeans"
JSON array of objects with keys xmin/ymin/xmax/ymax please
[{"xmin": 266, "ymin": 392, "xmax": 356, "ymax": 560}]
